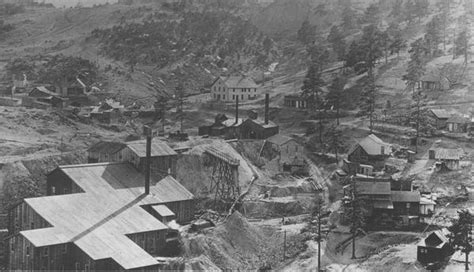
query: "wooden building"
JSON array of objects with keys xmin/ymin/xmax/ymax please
[
  {"xmin": 211, "ymin": 75, "xmax": 259, "ymax": 102},
  {"xmin": 284, "ymin": 94, "xmax": 308, "ymax": 109},
  {"xmin": 417, "ymin": 230, "xmax": 454, "ymax": 265},
  {"xmin": 347, "ymin": 134, "xmax": 391, "ymax": 170},
  {"xmin": 263, "ymin": 134, "xmax": 306, "ymax": 174},
  {"xmin": 429, "ymin": 148, "xmax": 462, "ymax": 170},
  {"xmin": 428, "ymin": 109, "xmax": 451, "ymax": 130},
  {"xmin": 8, "ymin": 162, "xmax": 195, "ymax": 271},
  {"xmin": 28, "ymin": 86, "xmax": 66, "ymax": 108},
  {"xmin": 86, "ymin": 141, "xmax": 126, "ymax": 163},
  {"xmin": 121, "ymin": 140, "xmax": 178, "ymax": 179},
  {"xmin": 446, "ymin": 115, "xmax": 469, "ymax": 133}
]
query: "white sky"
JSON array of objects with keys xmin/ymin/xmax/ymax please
[{"xmin": 43, "ymin": 0, "xmax": 118, "ymax": 8}]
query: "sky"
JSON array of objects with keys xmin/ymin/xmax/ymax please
[{"xmin": 42, "ymin": 0, "xmax": 118, "ymax": 8}]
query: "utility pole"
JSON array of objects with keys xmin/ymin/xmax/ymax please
[
  {"xmin": 351, "ymin": 176, "xmax": 357, "ymax": 260},
  {"xmin": 283, "ymin": 230, "xmax": 287, "ymax": 260},
  {"xmin": 317, "ymin": 198, "xmax": 322, "ymax": 272}
]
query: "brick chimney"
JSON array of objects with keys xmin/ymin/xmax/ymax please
[{"xmin": 265, "ymin": 93, "xmax": 269, "ymax": 125}]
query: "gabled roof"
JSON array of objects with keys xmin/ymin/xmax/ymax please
[
  {"xmin": 266, "ymin": 134, "xmax": 294, "ymax": 146},
  {"xmin": 126, "ymin": 140, "xmax": 178, "ymax": 157},
  {"xmin": 430, "ymin": 109, "xmax": 451, "ymax": 119},
  {"xmin": 245, "ymin": 118, "xmax": 279, "ymax": 128},
  {"xmin": 215, "ymin": 76, "xmax": 259, "ymax": 89},
  {"xmin": 23, "ymin": 162, "xmax": 194, "ymax": 270},
  {"xmin": 222, "ymin": 117, "xmax": 245, "ymax": 127},
  {"xmin": 87, "ymin": 141, "xmax": 126, "ymax": 154},
  {"xmin": 29, "ymin": 86, "xmax": 59, "ymax": 97},
  {"xmin": 350, "ymin": 134, "xmax": 390, "ymax": 156},
  {"xmin": 355, "ymin": 181, "xmax": 391, "ymax": 195},
  {"xmin": 434, "ymin": 148, "xmax": 463, "ymax": 160},
  {"xmin": 152, "ymin": 205, "xmax": 175, "ymax": 218},
  {"xmin": 391, "ymin": 191, "xmax": 420, "ymax": 202}
]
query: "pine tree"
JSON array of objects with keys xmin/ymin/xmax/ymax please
[
  {"xmin": 324, "ymin": 125, "xmax": 344, "ymax": 160},
  {"xmin": 327, "ymin": 25, "xmax": 346, "ymax": 61},
  {"xmin": 404, "ymin": 0, "xmax": 417, "ymax": 23},
  {"xmin": 343, "ymin": 177, "xmax": 368, "ymax": 259},
  {"xmin": 326, "ymin": 75, "xmax": 347, "ymax": 125},
  {"xmin": 448, "ymin": 210, "xmax": 473, "ymax": 271},
  {"xmin": 297, "ymin": 20, "xmax": 316, "ymax": 45},
  {"xmin": 425, "ymin": 16, "xmax": 442, "ymax": 57},
  {"xmin": 361, "ymin": 72, "xmax": 377, "ymax": 132},
  {"xmin": 403, "ymin": 38, "xmax": 427, "ymax": 94},
  {"xmin": 455, "ymin": 30, "xmax": 469, "ymax": 63},
  {"xmin": 359, "ymin": 24, "xmax": 385, "ymax": 74},
  {"xmin": 341, "ymin": 4, "xmax": 357, "ymax": 32},
  {"xmin": 389, "ymin": 30, "xmax": 407, "ymax": 59},
  {"xmin": 302, "ymin": 64, "xmax": 325, "ymax": 145},
  {"xmin": 307, "ymin": 44, "xmax": 330, "ymax": 73}
]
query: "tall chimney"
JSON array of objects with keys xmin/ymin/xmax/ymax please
[
  {"xmin": 265, "ymin": 93, "xmax": 269, "ymax": 125},
  {"xmin": 235, "ymin": 95, "xmax": 239, "ymax": 124},
  {"xmin": 143, "ymin": 125, "xmax": 152, "ymax": 195}
]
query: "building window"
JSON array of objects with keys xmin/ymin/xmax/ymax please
[
  {"xmin": 85, "ymin": 263, "xmax": 90, "ymax": 272},
  {"xmin": 31, "ymin": 222, "xmax": 34, "ymax": 229},
  {"xmin": 75, "ymin": 263, "xmax": 80, "ymax": 272},
  {"xmin": 43, "ymin": 247, "xmax": 49, "ymax": 257},
  {"xmin": 223, "ymin": 95, "xmax": 225, "ymax": 100},
  {"xmin": 51, "ymin": 186, "xmax": 56, "ymax": 195},
  {"xmin": 26, "ymin": 246, "xmax": 30, "ymax": 256},
  {"xmin": 10, "ymin": 241, "xmax": 14, "ymax": 252},
  {"xmin": 381, "ymin": 146, "xmax": 385, "ymax": 155},
  {"xmin": 62, "ymin": 244, "xmax": 67, "ymax": 254},
  {"xmin": 241, "ymin": 95, "xmax": 244, "ymax": 100}
]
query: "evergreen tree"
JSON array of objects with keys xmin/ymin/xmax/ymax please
[
  {"xmin": 425, "ymin": 16, "xmax": 442, "ymax": 57},
  {"xmin": 403, "ymin": 38, "xmax": 428, "ymax": 94},
  {"xmin": 414, "ymin": 0, "xmax": 429, "ymax": 21},
  {"xmin": 324, "ymin": 125, "xmax": 344, "ymax": 160},
  {"xmin": 327, "ymin": 25, "xmax": 346, "ymax": 61},
  {"xmin": 388, "ymin": 26, "xmax": 407, "ymax": 58},
  {"xmin": 359, "ymin": 24, "xmax": 385, "ymax": 74},
  {"xmin": 341, "ymin": 4, "xmax": 358, "ymax": 32},
  {"xmin": 343, "ymin": 177, "xmax": 369, "ymax": 259},
  {"xmin": 361, "ymin": 72, "xmax": 377, "ymax": 132},
  {"xmin": 326, "ymin": 75, "xmax": 347, "ymax": 125},
  {"xmin": 297, "ymin": 20, "xmax": 316, "ymax": 45},
  {"xmin": 455, "ymin": 30, "xmax": 469, "ymax": 63},
  {"xmin": 307, "ymin": 43, "xmax": 330, "ymax": 73},
  {"xmin": 302, "ymin": 64, "xmax": 325, "ymax": 145},
  {"xmin": 404, "ymin": 0, "xmax": 417, "ymax": 23},
  {"xmin": 448, "ymin": 210, "xmax": 472, "ymax": 271}
]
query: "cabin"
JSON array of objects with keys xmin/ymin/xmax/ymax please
[
  {"xmin": 263, "ymin": 134, "xmax": 305, "ymax": 174},
  {"xmin": 120, "ymin": 140, "xmax": 178, "ymax": 179},
  {"xmin": 90, "ymin": 99, "xmax": 125, "ymax": 124},
  {"xmin": 417, "ymin": 230, "xmax": 454, "ymax": 265},
  {"xmin": 28, "ymin": 86, "xmax": 66, "ymax": 108},
  {"xmin": 86, "ymin": 141, "xmax": 126, "ymax": 163},
  {"xmin": 344, "ymin": 180, "xmax": 393, "ymax": 216},
  {"xmin": 240, "ymin": 118, "xmax": 279, "ymax": 139},
  {"xmin": 391, "ymin": 191, "xmax": 421, "ymax": 225},
  {"xmin": 446, "ymin": 115, "xmax": 469, "ymax": 133},
  {"xmin": 429, "ymin": 148, "xmax": 462, "ymax": 171},
  {"xmin": 284, "ymin": 94, "xmax": 309, "ymax": 109},
  {"xmin": 347, "ymin": 134, "xmax": 391, "ymax": 170},
  {"xmin": 417, "ymin": 73, "xmax": 448, "ymax": 91},
  {"xmin": 198, "ymin": 114, "xmax": 244, "ymax": 138},
  {"xmin": 428, "ymin": 109, "xmax": 451, "ymax": 130},
  {"xmin": 211, "ymin": 75, "xmax": 259, "ymax": 102},
  {"xmin": 8, "ymin": 162, "xmax": 194, "ymax": 271}
]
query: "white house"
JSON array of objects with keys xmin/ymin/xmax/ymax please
[{"xmin": 211, "ymin": 75, "xmax": 259, "ymax": 102}]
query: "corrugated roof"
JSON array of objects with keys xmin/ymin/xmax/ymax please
[
  {"xmin": 356, "ymin": 181, "xmax": 391, "ymax": 195},
  {"xmin": 391, "ymin": 191, "xmax": 420, "ymax": 202},
  {"xmin": 266, "ymin": 134, "xmax": 294, "ymax": 146},
  {"xmin": 430, "ymin": 109, "xmax": 451, "ymax": 119},
  {"xmin": 220, "ymin": 76, "xmax": 258, "ymax": 89},
  {"xmin": 434, "ymin": 148, "xmax": 463, "ymax": 160},
  {"xmin": 22, "ymin": 162, "xmax": 194, "ymax": 270},
  {"xmin": 127, "ymin": 140, "xmax": 178, "ymax": 157},
  {"xmin": 87, "ymin": 141, "xmax": 126, "ymax": 154},
  {"xmin": 152, "ymin": 205, "xmax": 176, "ymax": 217}
]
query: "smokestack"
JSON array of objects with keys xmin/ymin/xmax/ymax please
[
  {"xmin": 265, "ymin": 93, "xmax": 269, "ymax": 125},
  {"xmin": 235, "ymin": 95, "xmax": 239, "ymax": 124},
  {"xmin": 143, "ymin": 126, "xmax": 152, "ymax": 195}
]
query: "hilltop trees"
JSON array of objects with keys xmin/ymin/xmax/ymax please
[
  {"xmin": 297, "ymin": 20, "xmax": 317, "ymax": 45},
  {"xmin": 363, "ymin": 3, "xmax": 381, "ymax": 25},
  {"xmin": 403, "ymin": 38, "xmax": 427, "ymax": 94},
  {"xmin": 425, "ymin": 16, "xmax": 443, "ymax": 57},
  {"xmin": 326, "ymin": 75, "xmax": 347, "ymax": 125},
  {"xmin": 455, "ymin": 30, "xmax": 470, "ymax": 63},
  {"xmin": 448, "ymin": 210, "xmax": 473, "ymax": 271}
]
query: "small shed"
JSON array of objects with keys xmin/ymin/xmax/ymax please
[
  {"xmin": 431, "ymin": 148, "xmax": 463, "ymax": 170},
  {"xmin": 391, "ymin": 191, "xmax": 420, "ymax": 216},
  {"xmin": 417, "ymin": 229, "xmax": 454, "ymax": 265},
  {"xmin": 429, "ymin": 109, "xmax": 451, "ymax": 130},
  {"xmin": 284, "ymin": 94, "xmax": 308, "ymax": 109},
  {"xmin": 240, "ymin": 118, "xmax": 279, "ymax": 139},
  {"xmin": 419, "ymin": 197, "xmax": 436, "ymax": 216},
  {"xmin": 265, "ymin": 134, "xmax": 302, "ymax": 164},
  {"xmin": 446, "ymin": 115, "xmax": 469, "ymax": 133},
  {"xmin": 151, "ymin": 205, "xmax": 176, "ymax": 224},
  {"xmin": 28, "ymin": 86, "xmax": 66, "ymax": 108},
  {"xmin": 87, "ymin": 141, "xmax": 126, "ymax": 163}
]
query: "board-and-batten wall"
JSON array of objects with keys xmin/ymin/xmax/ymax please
[{"xmin": 119, "ymin": 146, "xmax": 178, "ymax": 179}]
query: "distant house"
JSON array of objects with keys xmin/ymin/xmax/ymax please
[
  {"xmin": 87, "ymin": 141, "xmax": 126, "ymax": 163},
  {"xmin": 344, "ymin": 180, "xmax": 393, "ymax": 215},
  {"xmin": 28, "ymin": 86, "xmax": 66, "ymax": 108},
  {"xmin": 446, "ymin": 115, "xmax": 469, "ymax": 133},
  {"xmin": 211, "ymin": 75, "xmax": 259, "ymax": 102},
  {"xmin": 284, "ymin": 94, "xmax": 309, "ymax": 109},
  {"xmin": 347, "ymin": 134, "xmax": 391, "ymax": 170},
  {"xmin": 429, "ymin": 109, "xmax": 451, "ymax": 130},
  {"xmin": 120, "ymin": 140, "xmax": 178, "ymax": 179},
  {"xmin": 391, "ymin": 191, "xmax": 421, "ymax": 225},
  {"xmin": 429, "ymin": 148, "xmax": 462, "ymax": 170},
  {"xmin": 264, "ymin": 134, "xmax": 305, "ymax": 173},
  {"xmin": 417, "ymin": 73, "xmax": 448, "ymax": 91},
  {"xmin": 240, "ymin": 94, "xmax": 279, "ymax": 139},
  {"xmin": 198, "ymin": 114, "xmax": 244, "ymax": 138},
  {"xmin": 90, "ymin": 99, "xmax": 125, "ymax": 124},
  {"xmin": 56, "ymin": 77, "xmax": 88, "ymax": 97},
  {"xmin": 417, "ymin": 229, "xmax": 454, "ymax": 265},
  {"xmin": 419, "ymin": 196, "xmax": 436, "ymax": 216}
]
